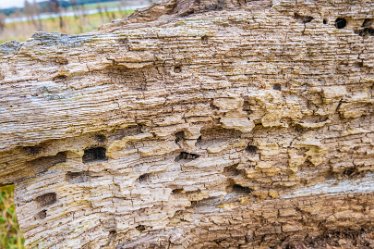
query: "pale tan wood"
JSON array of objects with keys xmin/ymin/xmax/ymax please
[{"xmin": 0, "ymin": 0, "xmax": 373, "ymax": 248}]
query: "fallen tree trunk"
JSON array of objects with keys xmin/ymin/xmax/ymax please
[{"xmin": 0, "ymin": 0, "xmax": 374, "ymax": 248}]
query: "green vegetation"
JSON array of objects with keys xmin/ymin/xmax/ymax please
[
  {"xmin": 0, "ymin": 9, "xmax": 134, "ymax": 43},
  {"xmin": 0, "ymin": 185, "xmax": 24, "ymax": 249}
]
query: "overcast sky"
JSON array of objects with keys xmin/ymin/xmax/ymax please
[{"xmin": 0, "ymin": 0, "xmax": 38, "ymax": 8}]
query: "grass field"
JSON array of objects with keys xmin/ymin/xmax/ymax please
[
  {"xmin": 65, "ymin": 1, "xmax": 122, "ymax": 11},
  {"xmin": 1, "ymin": 8, "xmax": 133, "ymax": 42},
  {"xmin": 0, "ymin": 185, "xmax": 24, "ymax": 249}
]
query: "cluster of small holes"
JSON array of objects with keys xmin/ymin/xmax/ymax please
[{"xmin": 300, "ymin": 16, "xmax": 349, "ymax": 29}]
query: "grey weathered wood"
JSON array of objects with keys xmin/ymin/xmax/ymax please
[{"xmin": 0, "ymin": 0, "xmax": 373, "ymax": 248}]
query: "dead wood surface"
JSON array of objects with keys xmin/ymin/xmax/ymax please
[{"xmin": 0, "ymin": 0, "xmax": 373, "ymax": 248}]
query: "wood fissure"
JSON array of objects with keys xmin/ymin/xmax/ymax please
[{"xmin": 0, "ymin": 0, "xmax": 373, "ymax": 248}]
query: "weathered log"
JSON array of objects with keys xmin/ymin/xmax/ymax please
[{"xmin": 0, "ymin": 0, "xmax": 374, "ymax": 248}]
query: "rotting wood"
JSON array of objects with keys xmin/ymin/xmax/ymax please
[{"xmin": 0, "ymin": 0, "xmax": 374, "ymax": 248}]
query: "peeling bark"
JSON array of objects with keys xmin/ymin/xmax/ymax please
[{"xmin": 0, "ymin": 0, "xmax": 374, "ymax": 248}]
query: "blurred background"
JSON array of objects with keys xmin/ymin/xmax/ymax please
[
  {"xmin": 0, "ymin": 185, "xmax": 23, "ymax": 249},
  {"xmin": 0, "ymin": 0, "xmax": 156, "ymax": 43},
  {"xmin": 0, "ymin": 1, "xmax": 155, "ymax": 248}
]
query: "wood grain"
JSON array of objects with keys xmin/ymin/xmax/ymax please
[{"xmin": 0, "ymin": 0, "xmax": 373, "ymax": 248}]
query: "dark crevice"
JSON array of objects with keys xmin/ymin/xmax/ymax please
[
  {"xmin": 172, "ymin": 188, "xmax": 184, "ymax": 194},
  {"xmin": 35, "ymin": 192, "xmax": 57, "ymax": 207},
  {"xmin": 95, "ymin": 134, "xmax": 107, "ymax": 143},
  {"xmin": 210, "ymin": 102, "xmax": 220, "ymax": 110},
  {"xmin": 355, "ymin": 28, "xmax": 374, "ymax": 37},
  {"xmin": 52, "ymin": 74, "xmax": 68, "ymax": 81},
  {"xmin": 335, "ymin": 18, "xmax": 347, "ymax": 29},
  {"xmin": 108, "ymin": 229, "xmax": 117, "ymax": 245},
  {"xmin": 341, "ymin": 166, "xmax": 366, "ymax": 178},
  {"xmin": 273, "ymin": 84, "xmax": 282, "ymax": 91},
  {"xmin": 201, "ymin": 35, "xmax": 209, "ymax": 44},
  {"xmin": 226, "ymin": 179, "xmax": 253, "ymax": 195},
  {"xmin": 110, "ymin": 125, "xmax": 143, "ymax": 141},
  {"xmin": 300, "ymin": 115, "xmax": 329, "ymax": 124},
  {"xmin": 175, "ymin": 131, "xmax": 185, "ymax": 144},
  {"xmin": 175, "ymin": 152, "xmax": 200, "ymax": 162},
  {"xmin": 118, "ymin": 38, "xmax": 129, "ymax": 45},
  {"xmin": 190, "ymin": 200, "xmax": 199, "ymax": 207},
  {"xmin": 223, "ymin": 164, "xmax": 241, "ymax": 177},
  {"xmin": 294, "ymin": 124, "xmax": 305, "ymax": 133},
  {"xmin": 354, "ymin": 61, "xmax": 364, "ymax": 68},
  {"xmin": 174, "ymin": 65, "xmax": 182, "ymax": 73},
  {"xmin": 35, "ymin": 209, "xmax": 47, "ymax": 220},
  {"xmin": 66, "ymin": 171, "xmax": 89, "ymax": 183},
  {"xmin": 138, "ymin": 173, "xmax": 151, "ymax": 183},
  {"xmin": 196, "ymin": 136, "xmax": 202, "ymax": 144},
  {"xmin": 179, "ymin": 9, "xmax": 195, "ymax": 17},
  {"xmin": 343, "ymin": 167, "xmax": 356, "ymax": 177},
  {"xmin": 327, "ymin": 165, "xmax": 367, "ymax": 180},
  {"xmin": 136, "ymin": 225, "xmax": 146, "ymax": 232},
  {"xmin": 246, "ymin": 145, "xmax": 258, "ymax": 155},
  {"xmin": 82, "ymin": 147, "xmax": 107, "ymax": 163},
  {"xmin": 231, "ymin": 184, "xmax": 252, "ymax": 194},
  {"xmin": 362, "ymin": 19, "xmax": 373, "ymax": 28},
  {"xmin": 23, "ymin": 146, "xmax": 43, "ymax": 155},
  {"xmin": 200, "ymin": 127, "xmax": 242, "ymax": 141},
  {"xmin": 242, "ymin": 101, "xmax": 253, "ymax": 115},
  {"xmin": 190, "ymin": 197, "xmax": 218, "ymax": 208},
  {"xmin": 28, "ymin": 152, "xmax": 67, "ymax": 175},
  {"xmin": 294, "ymin": 13, "xmax": 313, "ymax": 24}
]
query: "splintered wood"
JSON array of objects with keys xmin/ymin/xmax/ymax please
[{"xmin": 0, "ymin": 0, "xmax": 373, "ymax": 248}]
